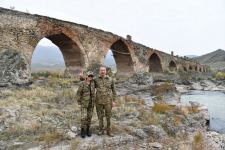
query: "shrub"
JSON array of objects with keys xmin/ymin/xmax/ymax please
[
  {"xmin": 214, "ymin": 72, "xmax": 225, "ymax": 80},
  {"xmin": 31, "ymin": 71, "xmax": 63, "ymax": 79},
  {"xmin": 60, "ymin": 79, "xmax": 72, "ymax": 88},
  {"xmin": 197, "ymin": 77, "xmax": 203, "ymax": 81}
]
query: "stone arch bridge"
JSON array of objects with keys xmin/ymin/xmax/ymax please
[{"xmin": 0, "ymin": 7, "xmax": 209, "ymax": 85}]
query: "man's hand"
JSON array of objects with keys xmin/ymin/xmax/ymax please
[{"xmin": 112, "ymin": 101, "xmax": 116, "ymax": 107}]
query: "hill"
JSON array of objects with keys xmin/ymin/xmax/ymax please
[
  {"xmin": 31, "ymin": 45, "xmax": 66, "ymax": 72},
  {"xmin": 185, "ymin": 55, "xmax": 198, "ymax": 58},
  {"xmin": 194, "ymin": 49, "xmax": 225, "ymax": 71}
]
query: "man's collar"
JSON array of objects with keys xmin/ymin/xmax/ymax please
[{"xmin": 98, "ymin": 75, "xmax": 109, "ymax": 79}]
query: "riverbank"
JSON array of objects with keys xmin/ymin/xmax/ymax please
[
  {"xmin": 0, "ymin": 74, "xmax": 225, "ymax": 149},
  {"xmin": 176, "ymin": 79, "xmax": 225, "ymax": 94},
  {"xmin": 181, "ymin": 90, "xmax": 225, "ymax": 133}
]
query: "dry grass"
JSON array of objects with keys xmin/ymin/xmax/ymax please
[
  {"xmin": 174, "ymin": 115, "xmax": 182, "ymax": 126},
  {"xmin": 152, "ymin": 103, "xmax": 175, "ymax": 114},
  {"xmin": 124, "ymin": 95, "xmax": 145, "ymax": 106},
  {"xmin": 123, "ymin": 126, "xmax": 133, "ymax": 134},
  {"xmin": 187, "ymin": 105, "xmax": 199, "ymax": 114},
  {"xmin": 138, "ymin": 108, "xmax": 160, "ymax": 125},
  {"xmin": 155, "ymin": 95, "xmax": 164, "ymax": 101},
  {"xmin": 151, "ymin": 83, "xmax": 175, "ymax": 96},
  {"xmin": 192, "ymin": 132, "xmax": 204, "ymax": 150},
  {"xmin": 71, "ymin": 138, "xmax": 80, "ymax": 149},
  {"xmin": 1, "ymin": 73, "xmax": 206, "ymax": 149},
  {"xmin": 0, "ymin": 125, "xmax": 27, "ymax": 141},
  {"xmin": 111, "ymin": 123, "xmax": 121, "ymax": 133},
  {"xmin": 0, "ymin": 87, "xmax": 57, "ymax": 107},
  {"xmin": 0, "ymin": 74, "xmax": 81, "ymax": 146},
  {"xmin": 36, "ymin": 131, "xmax": 63, "ymax": 145}
]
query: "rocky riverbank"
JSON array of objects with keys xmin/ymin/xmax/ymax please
[
  {"xmin": 176, "ymin": 79, "xmax": 225, "ymax": 94},
  {"xmin": 0, "ymin": 73, "xmax": 225, "ymax": 149}
]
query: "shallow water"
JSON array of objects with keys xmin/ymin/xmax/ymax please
[{"xmin": 181, "ymin": 91, "xmax": 225, "ymax": 133}]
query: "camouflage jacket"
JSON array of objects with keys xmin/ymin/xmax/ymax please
[
  {"xmin": 76, "ymin": 81, "xmax": 95, "ymax": 108},
  {"xmin": 94, "ymin": 76, "xmax": 116, "ymax": 104}
]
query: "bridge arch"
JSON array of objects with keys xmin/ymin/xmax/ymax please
[
  {"xmin": 105, "ymin": 39, "xmax": 134, "ymax": 76},
  {"xmin": 195, "ymin": 66, "xmax": 198, "ymax": 72},
  {"xmin": 169, "ymin": 60, "xmax": 177, "ymax": 71},
  {"xmin": 32, "ymin": 32, "xmax": 86, "ymax": 75},
  {"xmin": 148, "ymin": 53, "xmax": 163, "ymax": 72},
  {"xmin": 183, "ymin": 66, "xmax": 188, "ymax": 72}
]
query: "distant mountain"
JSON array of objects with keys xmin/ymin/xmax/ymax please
[
  {"xmin": 103, "ymin": 50, "xmax": 117, "ymax": 72},
  {"xmin": 31, "ymin": 45, "xmax": 116, "ymax": 72},
  {"xmin": 185, "ymin": 55, "xmax": 198, "ymax": 58},
  {"xmin": 194, "ymin": 49, "xmax": 225, "ymax": 71},
  {"xmin": 31, "ymin": 45, "xmax": 66, "ymax": 72}
]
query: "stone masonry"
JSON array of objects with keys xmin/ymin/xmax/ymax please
[{"xmin": 0, "ymin": 7, "xmax": 209, "ymax": 85}]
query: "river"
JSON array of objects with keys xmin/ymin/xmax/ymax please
[{"xmin": 181, "ymin": 91, "xmax": 225, "ymax": 133}]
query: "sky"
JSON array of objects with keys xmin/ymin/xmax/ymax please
[{"xmin": 1, "ymin": 0, "xmax": 225, "ymax": 56}]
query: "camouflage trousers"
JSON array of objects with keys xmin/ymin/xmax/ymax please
[
  {"xmin": 96, "ymin": 103, "xmax": 112, "ymax": 132},
  {"xmin": 81, "ymin": 105, "xmax": 94, "ymax": 129}
]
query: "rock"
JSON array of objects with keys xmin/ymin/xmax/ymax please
[
  {"xmin": 198, "ymin": 105, "xmax": 210, "ymax": 125},
  {"xmin": 189, "ymin": 101, "xmax": 200, "ymax": 108},
  {"xmin": 190, "ymin": 82, "xmax": 203, "ymax": 90},
  {"xmin": 206, "ymin": 131, "xmax": 225, "ymax": 149},
  {"xmin": 71, "ymin": 126, "xmax": 78, "ymax": 132},
  {"xmin": 104, "ymin": 134, "xmax": 137, "ymax": 146},
  {"xmin": 13, "ymin": 141, "xmax": 25, "ymax": 146},
  {"xmin": 0, "ymin": 49, "xmax": 30, "ymax": 86},
  {"xmin": 130, "ymin": 73, "xmax": 153, "ymax": 85},
  {"xmin": 123, "ymin": 126, "xmax": 148, "ymax": 139},
  {"xmin": 175, "ymin": 84, "xmax": 189, "ymax": 93},
  {"xmin": 65, "ymin": 130, "xmax": 77, "ymax": 139},
  {"xmin": 27, "ymin": 146, "xmax": 42, "ymax": 150},
  {"xmin": 0, "ymin": 120, "xmax": 6, "ymax": 132},
  {"xmin": 49, "ymin": 144, "xmax": 71, "ymax": 150},
  {"xmin": 0, "ymin": 141, "xmax": 7, "ymax": 150},
  {"xmin": 143, "ymin": 125, "xmax": 167, "ymax": 139},
  {"xmin": 149, "ymin": 142, "xmax": 163, "ymax": 149},
  {"xmin": 130, "ymin": 128, "xmax": 148, "ymax": 139},
  {"xmin": 74, "ymin": 134, "xmax": 137, "ymax": 149},
  {"xmin": 179, "ymin": 79, "xmax": 191, "ymax": 85}
]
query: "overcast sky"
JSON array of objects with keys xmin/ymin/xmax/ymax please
[{"xmin": 1, "ymin": 0, "xmax": 225, "ymax": 56}]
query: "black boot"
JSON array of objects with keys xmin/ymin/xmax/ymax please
[
  {"xmin": 86, "ymin": 126, "xmax": 92, "ymax": 137},
  {"xmin": 81, "ymin": 128, "xmax": 86, "ymax": 138}
]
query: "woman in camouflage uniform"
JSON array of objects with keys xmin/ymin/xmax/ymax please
[{"xmin": 76, "ymin": 72, "xmax": 95, "ymax": 138}]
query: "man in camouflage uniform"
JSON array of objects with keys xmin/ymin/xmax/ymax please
[
  {"xmin": 94, "ymin": 66, "xmax": 116, "ymax": 136},
  {"xmin": 76, "ymin": 71, "xmax": 95, "ymax": 138}
]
